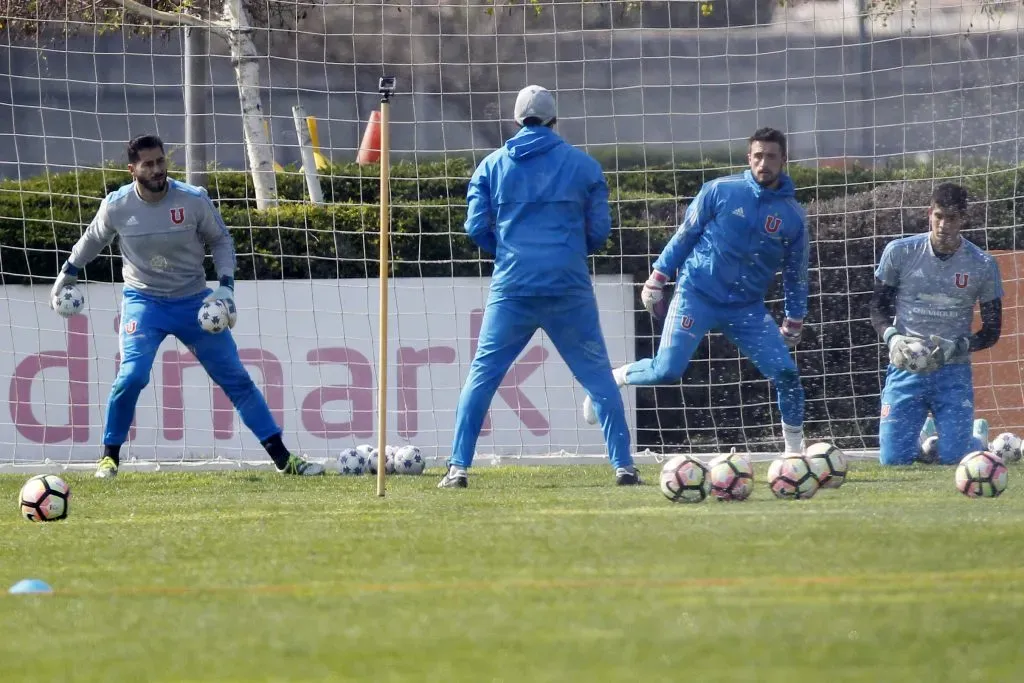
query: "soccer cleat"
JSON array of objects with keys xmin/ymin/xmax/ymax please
[
  {"xmin": 277, "ymin": 454, "xmax": 325, "ymax": 476},
  {"xmin": 94, "ymin": 456, "xmax": 118, "ymax": 479},
  {"xmin": 437, "ymin": 464, "xmax": 468, "ymax": 489},
  {"xmin": 919, "ymin": 414, "xmax": 937, "ymax": 444},
  {"xmin": 615, "ymin": 466, "xmax": 643, "ymax": 486}
]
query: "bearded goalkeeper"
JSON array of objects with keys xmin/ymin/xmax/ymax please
[{"xmin": 51, "ymin": 134, "xmax": 323, "ymax": 478}]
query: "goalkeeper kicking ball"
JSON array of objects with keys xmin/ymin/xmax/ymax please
[
  {"xmin": 707, "ymin": 449, "xmax": 754, "ymax": 501},
  {"xmin": 53, "ymin": 284, "xmax": 85, "ymax": 318},
  {"xmin": 198, "ymin": 300, "xmax": 231, "ymax": 334},
  {"xmin": 955, "ymin": 451, "xmax": 1008, "ymax": 498},
  {"xmin": 902, "ymin": 339, "xmax": 931, "ymax": 372},
  {"xmin": 767, "ymin": 455, "xmax": 819, "ymax": 500},
  {"xmin": 393, "ymin": 445, "xmax": 425, "ymax": 475},
  {"xmin": 804, "ymin": 442, "xmax": 848, "ymax": 489},
  {"xmin": 989, "ymin": 432, "xmax": 1022, "ymax": 464},
  {"xmin": 659, "ymin": 455, "xmax": 710, "ymax": 504},
  {"xmin": 19, "ymin": 474, "xmax": 71, "ymax": 522}
]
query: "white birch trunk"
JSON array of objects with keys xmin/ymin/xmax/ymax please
[{"xmin": 222, "ymin": 0, "xmax": 277, "ymax": 208}]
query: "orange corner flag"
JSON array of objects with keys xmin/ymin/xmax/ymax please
[{"xmin": 357, "ymin": 110, "xmax": 382, "ymax": 165}]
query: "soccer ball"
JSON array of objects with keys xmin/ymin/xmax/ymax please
[
  {"xmin": 53, "ymin": 284, "xmax": 85, "ymax": 318},
  {"xmin": 707, "ymin": 449, "xmax": 754, "ymax": 501},
  {"xmin": 918, "ymin": 435, "xmax": 940, "ymax": 464},
  {"xmin": 338, "ymin": 447, "xmax": 368, "ymax": 475},
  {"xmin": 198, "ymin": 300, "xmax": 231, "ymax": 334},
  {"xmin": 393, "ymin": 445, "xmax": 425, "ymax": 475},
  {"xmin": 955, "ymin": 451, "xmax": 1008, "ymax": 498},
  {"xmin": 804, "ymin": 442, "xmax": 848, "ymax": 489},
  {"xmin": 903, "ymin": 339, "xmax": 931, "ymax": 372},
  {"xmin": 19, "ymin": 474, "xmax": 71, "ymax": 522},
  {"xmin": 659, "ymin": 455, "xmax": 710, "ymax": 504},
  {"xmin": 367, "ymin": 445, "xmax": 395, "ymax": 475},
  {"xmin": 767, "ymin": 455, "xmax": 820, "ymax": 500},
  {"xmin": 989, "ymin": 432, "xmax": 1022, "ymax": 464}
]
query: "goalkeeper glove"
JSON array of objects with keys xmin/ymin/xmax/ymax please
[
  {"xmin": 780, "ymin": 318, "xmax": 803, "ymax": 349},
  {"xmin": 884, "ymin": 326, "xmax": 918, "ymax": 371},
  {"xmin": 50, "ymin": 261, "xmax": 80, "ymax": 313},
  {"xmin": 640, "ymin": 270, "xmax": 669, "ymax": 318},
  {"xmin": 927, "ymin": 334, "xmax": 970, "ymax": 370},
  {"xmin": 204, "ymin": 276, "xmax": 237, "ymax": 329}
]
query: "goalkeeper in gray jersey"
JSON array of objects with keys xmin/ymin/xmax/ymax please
[
  {"xmin": 871, "ymin": 183, "xmax": 1003, "ymax": 465},
  {"xmin": 50, "ymin": 135, "xmax": 323, "ymax": 478}
]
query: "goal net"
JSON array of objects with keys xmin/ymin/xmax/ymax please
[{"xmin": 1, "ymin": 0, "xmax": 1022, "ymax": 470}]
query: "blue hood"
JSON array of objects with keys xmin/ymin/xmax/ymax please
[{"xmin": 506, "ymin": 125, "xmax": 563, "ymax": 160}]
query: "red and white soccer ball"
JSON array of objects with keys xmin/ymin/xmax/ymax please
[
  {"xmin": 707, "ymin": 450, "xmax": 754, "ymax": 501},
  {"xmin": 903, "ymin": 339, "xmax": 931, "ymax": 373},
  {"xmin": 804, "ymin": 442, "xmax": 848, "ymax": 489},
  {"xmin": 988, "ymin": 432, "xmax": 1022, "ymax": 464},
  {"xmin": 53, "ymin": 284, "xmax": 86, "ymax": 318},
  {"xmin": 19, "ymin": 474, "xmax": 71, "ymax": 522},
  {"xmin": 392, "ymin": 445, "xmax": 425, "ymax": 475},
  {"xmin": 198, "ymin": 300, "xmax": 231, "ymax": 334},
  {"xmin": 767, "ymin": 455, "xmax": 819, "ymax": 500},
  {"xmin": 659, "ymin": 455, "xmax": 710, "ymax": 504},
  {"xmin": 955, "ymin": 451, "xmax": 1008, "ymax": 498}
]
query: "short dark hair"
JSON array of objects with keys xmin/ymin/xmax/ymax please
[
  {"xmin": 128, "ymin": 134, "xmax": 164, "ymax": 163},
  {"xmin": 520, "ymin": 116, "xmax": 557, "ymax": 128},
  {"xmin": 748, "ymin": 127, "xmax": 787, "ymax": 157},
  {"xmin": 931, "ymin": 182, "xmax": 968, "ymax": 213}
]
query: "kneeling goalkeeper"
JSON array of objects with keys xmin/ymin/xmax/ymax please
[{"xmin": 437, "ymin": 85, "xmax": 637, "ymax": 488}]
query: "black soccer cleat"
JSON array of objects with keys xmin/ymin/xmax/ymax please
[{"xmin": 615, "ymin": 466, "xmax": 643, "ymax": 486}]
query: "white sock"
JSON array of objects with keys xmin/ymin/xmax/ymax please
[
  {"xmin": 783, "ymin": 423, "xmax": 804, "ymax": 453},
  {"xmin": 612, "ymin": 364, "xmax": 631, "ymax": 387}
]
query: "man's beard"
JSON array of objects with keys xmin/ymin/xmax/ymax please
[
  {"xmin": 755, "ymin": 171, "xmax": 778, "ymax": 187},
  {"xmin": 138, "ymin": 176, "xmax": 167, "ymax": 193}
]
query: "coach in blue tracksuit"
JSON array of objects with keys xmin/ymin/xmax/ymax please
[
  {"xmin": 438, "ymin": 85, "xmax": 636, "ymax": 489},
  {"xmin": 583, "ymin": 127, "xmax": 810, "ymax": 454}
]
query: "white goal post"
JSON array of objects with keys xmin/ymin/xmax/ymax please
[{"xmin": 0, "ymin": 1, "xmax": 1022, "ymax": 471}]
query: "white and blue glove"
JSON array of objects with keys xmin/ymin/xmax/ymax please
[
  {"xmin": 49, "ymin": 261, "xmax": 80, "ymax": 313},
  {"xmin": 883, "ymin": 326, "xmax": 917, "ymax": 371},
  {"xmin": 204, "ymin": 276, "xmax": 237, "ymax": 329},
  {"xmin": 927, "ymin": 334, "xmax": 970, "ymax": 370}
]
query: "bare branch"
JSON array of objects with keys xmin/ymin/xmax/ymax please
[{"xmin": 109, "ymin": 0, "xmax": 227, "ymax": 31}]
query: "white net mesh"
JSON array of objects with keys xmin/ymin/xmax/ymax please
[{"xmin": 1, "ymin": 0, "xmax": 1022, "ymax": 469}]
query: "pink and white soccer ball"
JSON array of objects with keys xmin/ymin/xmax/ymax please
[
  {"xmin": 988, "ymin": 432, "xmax": 1022, "ymax": 464},
  {"xmin": 804, "ymin": 442, "xmax": 848, "ymax": 489},
  {"xmin": 53, "ymin": 284, "xmax": 85, "ymax": 318},
  {"xmin": 767, "ymin": 455, "xmax": 820, "ymax": 500},
  {"xmin": 19, "ymin": 474, "xmax": 71, "ymax": 522},
  {"xmin": 707, "ymin": 450, "xmax": 754, "ymax": 501},
  {"xmin": 198, "ymin": 300, "xmax": 231, "ymax": 334},
  {"xmin": 392, "ymin": 445, "xmax": 425, "ymax": 475},
  {"xmin": 955, "ymin": 451, "xmax": 1008, "ymax": 498},
  {"xmin": 659, "ymin": 455, "xmax": 710, "ymax": 504}
]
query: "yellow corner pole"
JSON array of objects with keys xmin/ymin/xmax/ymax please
[{"xmin": 376, "ymin": 76, "xmax": 396, "ymax": 498}]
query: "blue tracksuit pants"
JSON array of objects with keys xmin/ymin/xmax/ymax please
[
  {"xmin": 624, "ymin": 287, "xmax": 805, "ymax": 426},
  {"xmin": 879, "ymin": 363, "xmax": 983, "ymax": 465},
  {"xmin": 104, "ymin": 288, "xmax": 280, "ymax": 445},
  {"xmin": 451, "ymin": 291, "xmax": 632, "ymax": 469}
]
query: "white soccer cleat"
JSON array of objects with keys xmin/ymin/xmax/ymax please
[{"xmin": 277, "ymin": 454, "xmax": 325, "ymax": 476}]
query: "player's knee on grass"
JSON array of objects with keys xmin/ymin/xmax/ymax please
[{"xmin": 878, "ymin": 424, "xmax": 919, "ymax": 466}]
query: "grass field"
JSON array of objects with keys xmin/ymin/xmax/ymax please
[{"xmin": 2, "ymin": 462, "xmax": 1024, "ymax": 682}]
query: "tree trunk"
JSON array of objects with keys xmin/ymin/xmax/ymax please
[{"xmin": 222, "ymin": 0, "xmax": 277, "ymax": 208}]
